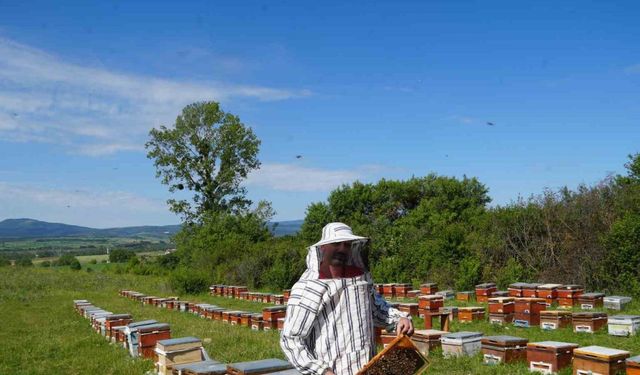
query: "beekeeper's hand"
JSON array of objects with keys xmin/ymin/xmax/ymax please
[
  {"xmin": 396, "ymin": 317, "xmax": 414, "ymax": 336},
  {"xmin": 323, "ymin": 370, "xmax": 336, "ymax": 375}
]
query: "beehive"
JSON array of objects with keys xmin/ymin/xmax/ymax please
[
  {"xmin": 572, "ymin": 312, "xmax": 608, "ymax": 333},
  {"xmin": 226, "ymin": 359, "xmax": 293, "ymax": 375},
  {"xmin": 481, "ymin": 335, "xmax": 528, "ymax": 365},
  {"xmin": 441, "ymin": 331, "xmax": 483, "ymax": 358},
  {"xmin": 573, "ymin": 346, "xmax": 629, "ymax": 375},
  {"xmin": 540, "ymin": 310, "xmax": 572, "ymax": 330},
  {"xmin": 607, "ymin": 315, "xmax": 640, "ymax": 337},
  {"xmin": 526, "ymin": 341, "xmax": 578, "ymax": 374}
]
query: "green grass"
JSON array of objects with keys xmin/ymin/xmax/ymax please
[
  {"xmin": 3, "ymin": 267, "xmax": 640, "ymax": 374},
  {"xmin": 0, "ymin": 267, "xmax": 282, "ymax": 375}
]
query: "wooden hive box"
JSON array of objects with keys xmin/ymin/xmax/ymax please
[
  {"xmin": 537, "ymin": 284, "xmax": 563, "ymax": 305},
  {"xmin": 263, "ymin": 306, "xmax": 287, "ymax": 330},
  {"xmin": 223, "ymin": 311, "xmax": 242, "ymax": 325},
  {"xmin": 155, "ymin": 337, "xmax": 204, "ymax": 375},
  {"xmin": 488, "ymin": 297, "xmax": 515, "ymax": 314},
  {"xmin": 441, "ymin": 331, "xmax": 483, "ymax": 357},
  {"xmin": 250, "ymin": 314, "xmax": 264, "ymax": 331},
  {"xmin": 604, "ymin": 296, "xmax": 632, "ymax": 311},
  {"xmin": 608, "ymin": 315, "xmax": 640, "ymax": 337},
  {"xmin": 578, "ymin": 292, "xmax": 605, "ymax": 310},
  {"xmin": 540, "ymin": 310, "xmax": 572, "ymax": 330},
  {"xmin": 212, "ymin": 309, "xmax": 224, "ymax": 321},
  {"xmin": 382, "ymin": 283, "xmax": 396, "ymax": 298},
  {"xmin": 261, "ymin": 294, "xmax": 273, "ymax": 304},
  {"xmin": 277, "ymin": 318, "xmax": 285, "ymax": 331},
  {"xmin": 240, "ymin": 313, "xmax": 253, "ymax": 327},
  {"xmin": 475, "ymin": 283, "xmax": 497, "ymax": 303},
  {"xmin": 526, "ymin": 341, "xmax": 578, "ymax": 374},
  {"xmin": 230, "ymin": 311, "xmax": 244, "ymax": 326},
  {"xmin": 393, "ymin": 283, "xmax": 412, "ymax": 298},
  {"xmin": 380, "ymin": 332, "xmax": 397, "ymax": 348},
  {"xmin": 357, "ymin": 334, "xmax": 428, "ymax": 375},
  {"xmin": 420, "ymin": 283, "xmax": 438, "ymax": 295},
  {"xmin": 123, "ymin": 320, "xmax": 158, "ymax": 355},
  {"xmin": 137, "ymin": 323, "xmax": 171, "ymax": 359},
  {"xmin": 105, "ymin": 314, "xmax": 133, "ymax": 339},
  {"xmin": 142, "ymin": 296, "xmax": 158, "ymax": 305},
  {"xmin": 489, "ymin": 313, "xmax": 514, "ymax": 325},
  {"xmin": 411, "ymin": 329, "xmax": 446, "ymax": 356},
  {"xmin": 573, "ymin": 346, "xmax": 629, "ymax": 375},
  {"xmin": 398, "ymin": 303, "xmax": 419, "ymax": 317},
  {"xmin": 208, "ymin": 285, "xmax": 216, "ymax": 296},
  {"xmin": 492, "ymin": 291, "xmax": 509, "ymax": 298},
  {"xmin": 456, "ymin": 291, "xmax": 475, "ymax": 302},
  {"xmin": 572, "ymin": 312, "xmax": 608, "ymax": 333},
  {"xmin": 522, "ymin": 283, "xmax": 542, "ymax": 298},
  {"xmin": 273, "ymin": 295, "xmax": 285, "ymax": 305},
  {"xmin": 172, "ymin": 360, "xmax": 226, "ymax": 375},
  {"xmin": 418, "ymin": 295, "xmax": 444, "ymax": 311},
  {"xmin": 226, "ymin": 358, "xmax": 293, "ymax": 375},
  {"xmin": 626, "ymin": 355, "xmax": 640, "ymax": 375},
  {"xmin": 407, "ymin": 290, "xmax": 421, "ymax": 298},
  {"xmin": 458, "ymin": 307, "xmax": 485, "ymax": 323},
  {"xmin": 111, "ymin": 325, "xmax": 127, "ymax": 344},
  {"xmin": 283, "ymin": 289, "xmax": 291, "ymax": 303},
  {"xmin": 435, "ymin": 290, "xmax": 455, "ymax": 300},
  {"xmin": 508, "ymin": 283, "xmax": 529, "ymax": 298},
  {"xmin": 481, "ymin": 335, "xmax": 528, "ymax": 365},
  {"xmin": 514, "ymin": 298, "xmax": 546, "ymax": 327},
  {"xmin": 221, "ymin": 310, "xmax": 232, "ymax": 323}
]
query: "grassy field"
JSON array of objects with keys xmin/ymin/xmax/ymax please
[{"xmin": 2, "ymin": 266, "xmax": 640, "ymax": 374}]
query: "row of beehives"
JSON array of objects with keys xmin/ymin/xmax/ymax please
[
  {"xmin": 375, "ymin": 281, "xmax": 633, "ymax": 310},
  {"xmin": 395, "ymin": 295, "xmax": 640, "ymax": 337},
  {"xmin": 119, "ymin": 290, "xmax": 289, "ymax": 332},
  {"xmin": 208, "ymin": 285, "xmax": 291, "ymax": 305},
  {"xmin": 380, "ymin": 329, "xmax": 640, "ymax": 375},
  {"xmin": 73, "ymin": 299, "xmax": 300, "ymax": 375}
]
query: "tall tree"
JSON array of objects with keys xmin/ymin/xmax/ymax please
[{"xmin": 146, "ymin": 101, "xmax": 261, "ymax": 222}]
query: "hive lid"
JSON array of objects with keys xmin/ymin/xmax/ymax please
[
  {"xmin": 515, "ymin": 297, "xmax": 546, "ymax": 302},
  {"xmin": 574, "ymin": 346, "xmax": 630, "ymax": 360},
  {"xmin": 538, "ymin": 283, "xmax": 563, "ymax": 289},
  {"xmin": 527, "ymin": 341, "xmax": 579, "ymax": 350},
  {"xmin": 136, "ymin": 323, "xmax": 170, "ymax": 332},
  {"xmin": 106, "ymin": 313, "xmax": 132, "ymax": 320},
  {"xmin": 263, "ymin": 306, "xmax": 287, "ymax": 312},
  {"xmin": 436, "ymin": 290, "xmax": 454, "ymax": 295},
  {"xmin": 572, "ymin": 312, "xmax": 607, "ymax": 318},
  {"xmin": 157, "ymin": 336, "xmax": 201, "ymax": 347},
  {"xmin": 627, "ymin": 355, "xmax": 640, "ymax": 365},
  {"xmin": 482, "ymin": 335, "xmax": 528, "ymax": 345},
  {"xmin": 475, "ymin": 283, "xmax": 497, "ymax": 288},
  {"xmin": 127, "ymin": 320, "xmax": 158, "ymax": 328},
  {"xmin": 491, "ymin": 291, "xmax": 509, "ymax": 297},
  {"xmin": 508, "ymin": 282, "xmax": 530, "ymax": 289},
  {"xmin": 412, "ymin": 329, "xmax": 447, "ymax": 339},
  {"xmin": 521, "ymin": 283, "xmax": 542, "ymax": 288},
  {"xmin": 267, "ymin": 370, "xmax": 303, "ymax": 375},
  {"xmin": 580, "ymin": 292, "xmax": 605, "ymax": 298},
  {"xmin": 399, "ymin": 303, "xmax": 419, "ymax": 308},
  {"xmin": 227, "ymin": 358, "xmax": 293, "ymax": 374},
  {"xmin": 250, "ymin": 313, "xmax": 263, "ymax": 319},
  {"xmin": 173, "ymin": 360, "xmax": 226, "ymax": 374},
  {"xmin": 540, "ymin": 310, "xmax": 571, "ymax": 316},
  {"xmin": 419, "ymin": 294, "xmax": 443, "ymax": 300},
  {"xmin": 420, "ymin": 282, "xmax": 437, "ymax": 287},
  {"xmin": 488, "ymin": 297, "xmax": 515, "ymax": 303},
  {"xmin": 608, "ymin": 314, "xmax": 640, "ymax": 321},
  {"xmin": 604, "ymin": 296, "xmax": 632, "ymax": 302},
  {"xmin": 442, "ymin": 331, "xmax": 483, "ymax": 340},
  {"xmin": 458, "ymin": 306, "xmax": 485, "ymax": 312},
  {"xmin": 357, "ymin": 334, "xmax": 428, "ymax": 375},
  {"xmin": 457, "ymin": 291, "xmax": 474, "ymax": 295}
]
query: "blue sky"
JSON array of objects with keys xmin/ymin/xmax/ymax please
[{"xmin": 0, "ymin": 1, "xmax": 638, "ymax": 227}]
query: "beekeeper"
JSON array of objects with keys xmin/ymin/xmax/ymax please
[{"xmin": 280, "ymin": 222, "xmax": 413, "ymax": 375}]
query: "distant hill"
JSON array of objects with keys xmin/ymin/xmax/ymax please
[
  {"xmin": 0, "ymin": 218, "xmax": 181, "ymax": 239},
  {"xmin": 0, "ymin": 218, "xmax": 303, "ymax": 239},
  {"xmin": 269, "ymin": 219, "xmax": 303, "ymax": 237}
]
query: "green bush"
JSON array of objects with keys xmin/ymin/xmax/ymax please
[
  {"xmin": 89, "ymin": 259, "xmax": 97, "ymax": 264},
  {"xmin": 169, "ymin": 268, "xmax": 210, "ymax": 294},
  {"xmin": 495, "ymin": 258, "xmax": 527, "ymax": 289},
  {"xmin": 40, "ymin": 261, "xmax": 51, "ymax": 268},
  {"xmin": 15, "ymin": 257, "xmax": 34, "ymax": 267},
  {"xmin": 69, "ymin": 259, "xmax": 81, "ymax": 271},
  {"xmin": 109, "ymin": 249, "xmax": 136, "ymax": 263}
]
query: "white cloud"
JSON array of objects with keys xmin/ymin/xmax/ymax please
[
  {"xmin": 246, "ymin": 163, "xmax": 364, "ymax": 192},
  {"xmin": 0, "ymin": 181, "xmax": 175, "ymax": 227},
  {"xmin": 0, "ymin": 37, "xmax": 310, "ymax": 156}
]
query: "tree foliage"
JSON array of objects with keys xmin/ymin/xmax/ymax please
[
  {"xmin": 145, "ymin": 101, "xmax": 261, "ymax": 222},
  {"xmin": 108, "ymin": 249, "xmax": 136, "ymax": 263}
]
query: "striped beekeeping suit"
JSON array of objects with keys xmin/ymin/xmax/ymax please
[{"xmin": 280, "ymin": 240, "xmax": 409, "ymax": 375}]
